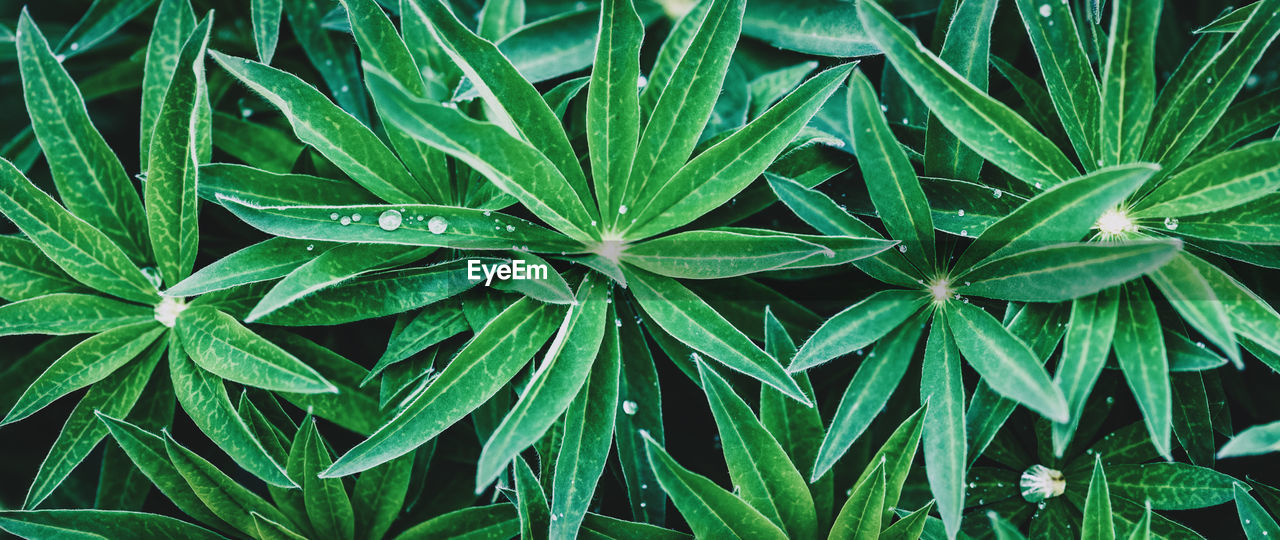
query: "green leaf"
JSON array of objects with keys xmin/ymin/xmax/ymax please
[
  {"xmin": 740, "ymin": 0, "xmax": 877, "ymax": 57},
  {"xmin": 23, "ymin": 340, "xmax": 163, "ymax": 509},
  {"xmin": 169, "ymin": 337, "xmax": 296, "ymax": 488},
  {"xmin": 97, "ymin": 413, "xmax": 234, "ymax": 532},
  {"xmin": 954, "ymin": 164, "xmax": 1159, "ymax": 273},
  {"xmin": 0, "ymin": 510, "xmax": 222, "ymax": 540},
  {"xmin": 642, "ymin": 434, "xmax": 788, "ymax": 540},
  {"xmin": 613, "ymin": 302, "xmax": 666, "ymax": 524},
  {"xmin": 489, "ymin": 251, "xmax": 577, "ymax": 305},
  {"xmin": 1188, "ymin": 87, "xmax": 1280, "ymax": 161},
  {"xmin": 579, "ymin": 513, "xmax": 692, "ymax": 539},
  {"xmin": 2, "ymin": 322, "xmax": 164, "ymax": 425},
  {"xmin": 365, "ymin": 302, "xmax": 468, "ymax": 383},
  {"xmin": 284, "ymin": 0, "xmax": 368, "ymax": 122},
  {"xmin": 945, "ymin": 300, "xmax": 1069, "ymax": 422},
  {"xmin": 247, "ymin": 244, "xmax": 428, "ymax": 322},
  {"xmin": 140, "ymin": 0, "xmax": 195, "ymax": 167},
  {"xmin": 1148, "ymin": 253, "xmax": 1238, "ymax": 367},
  {"xmin": 749, "ymin": 62, "xmax": 817, "ymax": 119},
  {"xmin": 829, "ymin": 461, "xmax": 885, "ymax": 540},
  {"xmin": 921, "ymin": 316, "xmax": 965, "ymax": 540},
  {"xmin": 623, "ymin": 229, "xmax": 840, "ymax": 279},
  {"xmin": 858, "ymin": 0, "xmax": 1078, "ymax": 187},
  {"xmin": 392, "ymin": 504, "xmax": 519, "ymax": 540},
  {"xmin": 957, "ymin": 240, "xmax": 1181, "ymax": 303},
  {"xmin": 208, "ymin": 51, "xmax": 427, "ymax": 204},
  {"xmin": 621, "ymin": 0, "xmax": 743, "ymax": 223},
  {"xmin": 588, "ymin": 0, "xmax": 642, "ymax": 220},
  {"xmin": 165, "ymin": 238, "xmax": 329, "ymax": 297},
  {"xmin": 145, "ymin": 15, "xmax": 211, "ymax": 287},
  {"xmin": 1052, "ymin": 289, "xmax": 1120, "ymax": 456},
  {"xmin": 175, "ymin": 306, "xmax": 336, "ymax": 394},
  {"xmin": 811, "ymin": 313, "xmax": 927, "ymax": 480},
  {"xmin": 364, "ymin": 69, "xmax": 596, "ymax": 241},
  {"xmin": 324, "ymin": 298, "xmax": 563, "ymax": 477},
  {"xmin": 1183, "ymin": 254, "xmax": 1280, "ymax": 359},
  {"xmin": 789, "ymin": 290, "xmax": 925, "ymax": 372},
  {"xmin": 1134, "ymin": 140, "xmax": 1280, "ymax": 219},
  {"xmin": 550, "ymin": 315, "xmax": 620, "ymax": 540},
  {"xmin": 1197, "ymin": 5, "xmax": 1256, "ymax": 34},
  {"xmin": 1107, "ymin": 463, "xmax": 1239, "ymax": 510},
  {"xmin": 626, "ymin": 63, "xmax": 853, "ymax": 238},
  {"xmin": 1169, "ymin": 194, "xmax": 1280, "ymax": 245},
  {"xmin": 211, "ymin": 112, "xmax": 305, "ymax": 174},
  {"xmin": 514, "ymin": 456, "xmax": 551, "ymax": 540},
  {"xmin": 1084, "ymin": 456, "xmax": 1116, "ymax": 540},
  {"xmin": 251, "ymin": 263, "xmax": 478, "ymax": 327},
  {"xmin": 0, "ymin": 293, "xmax": 152, "ymax": 337},
  {"xmin": 477, "ymin": 276, "xmax": 609, "ymax": 489},
  {"xmin": 296, "ymin": 419, "xmax": 356, "ymax": 540},
  {"xmin": 924, "ymin": 0, "xmax": 996, "ymax": 182},
  {"xmin": 1013, "ymin": 0, "xmax": 1101, "ymax": 167},
  {"xmin": 199, "ymin": 163, "xmax": 380, "ymax": 207},
  {"xmin": 1144, "ymin": 0, "xmax": 1280, "ymax": 172},
  {"xmin": 699, "ymin": 361, "xmax": 817, "ymax": 539},
  {"xmin": 0, "ymin": 158, "xmax": 157, "ymax": 305},
  {"xmin": 217, "ymin": 198, "xmax": 579, "ymax": 253},
  {"xmin": 1171, "ymin": 372, "xmax": 1215, "ymax": 466},
  {"xmin": 880, "ymin": 501, "xmax": 934, "ymax": 540},
  {"xmin": 625, "ymin": 267, "xmax": 809, "ymax": 405},
  {"xmin": 1219, "ymin": 420, "xmax": 1280, "ymax": 458},
  {"xmin": 16, "ymin": 11, "xmax": 150, "ymax": 263},
  {"xmin": 352, "ymin": 454, "xmax": 412, "ymax": 540},
  {"xmin": 1112, "ymin": 280, "xmax": 1173, "ymax": 459},
  {"xmin": 164, "ymin": 431, "xmax": 297, "ymax": 536},
  {"xmin": 989, "ymin": 511, "xmax": 1031, "ymax": 540},
  {"xmin": 1236, "ymin": 484, "xmax": 1280, "ymax": 539},
  {"xmin": 266, "ymin": 331, "xmax": 382, "ymax": 435},
  {"xmin": 1099, "ymin": 0, "xmax": 1160, "ymax": 165},
  {"xmin": 0, "ymin": 235, "xmax": 83, "ymax": 302},
  {"xmin": 254, "ymin": 512, "xmax": 309, "ymax": 540},
  {"xmin": 252, "ymin": 0, "xmax": 282, "ymax": 63},
  {"xmin": 845, "ymin": 68, "xmax": 935, "ymax": 271}
]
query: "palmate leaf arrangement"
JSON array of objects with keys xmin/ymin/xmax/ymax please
[{"xmin": 0, "ymin": 0, "xmax": 1279, "ymax": 538}]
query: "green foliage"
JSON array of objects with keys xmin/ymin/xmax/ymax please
[{"xmin": 1, "ymin": 0, "xmax": 1278, "ymax": 538}]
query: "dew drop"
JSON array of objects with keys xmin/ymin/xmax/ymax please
[
  {"xmin": 340, "ymin": 85, "xmax": 350, "ymax": 93},
  {"xmin": 416, "ymin": 216, "xmax": 424, "ymax": 221},
  {"xmin": 241, "ymin": 108, "xmax": 253, "ymax": 118},
  {"xmin": 623, "ymin": 400, "xmax": 639, "ymax": 415},
  {"xmin": 54, "ymin": 53, "xmax": 66, "ymax": 63},
  {"xmin": 351, "ymin": 213, "xmax": 362, "ymax": 222},
  {"xmin": 897, "ymin": 245, "xmax": 908, "ymax": 253},
  {"xmin": 1164, "ymin": 217, "xmax": 1179, "ymax": 230},
  {"xmin": 637, "ymin": 74, "xmax": 648, "ymax": 88},
  {"xmin": 69, "ymin": 42, "xmax": 80, "ymax": 51},
  {"xmin": 1035, "ymin": 182, "xmax": 1043, "ymax": 189},
  {"xmin": 378, "ymin": 209, "xmax": 403, "ymax": 231},
  {"xmin": 958, "ymin": 209, "xmax": 965, "ymax": 217},
  {"xmin": 505, "ymin": 224, "xmax": 516, "ymax": 232},
  {"xmin": 618, "ymin": 205, "xmax": 628, "ymax": 214},
  {"xmin": 306, "ymin": 244, "xmax": 315, "ymax": 251},
  {"xmin": 340, "ymin": 216, "xmax": 352, "ymax": 226},
  {"xmin": 428, "ymin": 216, "xmax": 449, "ymax": 234},
  {"xmin": 483, "ymin": 210, "xmax": 492, "ymax": 216},
  {"xmin": 330, "ymin": 212, "xmax": 340, "ymax": 220},
  {"xmin": 993, "ymin": 189, "xmax": 1003, "ymax": 198},
  {"xmin": 960, "ymin": 230, "xmax": 969, "ymax": 237}
]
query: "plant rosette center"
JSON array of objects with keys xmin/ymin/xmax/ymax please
[
  {"xmin": 1019, "ymin": 464, "xmax": 1066, "ymax": 503},
  {"xmin": 155, "ymin": 297, "xmax": 188, "ymax": 328}
]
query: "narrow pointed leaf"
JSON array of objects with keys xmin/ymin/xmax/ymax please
[
  {"xmin": 789, "ymin": 290, "xmax": 927, "ymax": 372},
  {"xmin": 828, "ymin": 462, "xmax": 884, "ymax": 540},
  {"xmin": 176, "ymin": 306, "xmax": 336, "ymax": 394},
  {"xmin": 164, "ymin": 432, "xmax": 296, "ymax": 536},
  {"xmin": 0, "ymin": 294, "xmax": 152, "ymax": 337},
  {"xmin": 1013, "ymin": 0, "xmax": 1101, "ymax": 167},
  {"xmin": 924, "ymin": 0, "xmax": 996, "ymax": 181},
  {"xmin": 1052, "ymin": 289, "xmax": 1120, "ymax": 456},
  {"xmin": 957, "ymin": 240, "xmax": 1181, "ymax": 303},
  {"xmin": 1099, "ymin": 0, "xmax": 1160, "ymax": 165},
  {"xmin": 1134, "ymin": 140, "xmax": 1280, "ymax": 219},
  {"xmin": 921, "ymin": 316, "xmax": 965, "ymax": 540},
  {"xmin": 0, "ymin": 510, "xmax": 222, "ymax": 540},
  {"xmin": 1113, "ymin": 280, "xmax": 1173, "ymax": 459},
  {"xmin": 946, "ymin": 301, "xmax": 1069, "ymax": 422},
  {"xmin": 1219, "ymin": 421, "xmax": 1280, "ymax": 458},
  {"xmin": 589, "ymin": 0, "xmax": 642, "ymax": 219},
  {"xmin": 1236, "ymin": 483, "xmax": 1280, "ymax": 539},
  {"xmin": 165, "ymin": 238, "xmax": 329, "ymax": 297}
]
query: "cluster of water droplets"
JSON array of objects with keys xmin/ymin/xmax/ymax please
[{"xmin": 327, "ymin": 209, "xmax": 449, "ymax": 234}]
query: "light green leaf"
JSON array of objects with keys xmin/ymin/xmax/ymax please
[
  {"xmin": 1148, "ymin": 252, "xmax": 1238, "ymax": 367},
  {"xmin": 626, "ymin": 63, "xmax": 853, "ymax": 238},
  {"xmin": 251, "ymin": 262, "xmax": 479, "ymax": 327},
  {"xmin": 845, "ymin": 68, "xmax": 935, "ymax": 271},
  {"xmin": 1169, "ymin": 194, "xmax": 1280, "ymax": 245},
  {"xmin": 211, "ymin": 112, "xmax": 304, "ymax": 174},
  {"xmin": 789, "ymin": 290, "xmax": 926, "ymax": 372},
  {"xmin": 141, "ymin": 0, "xmax": 195, "ymax": 166},
  {"xmin": 1134, "ymin": 140, "xmax": 1280, "ymax": 219},
  {"xmin": 1171, "ymin": 372, "xmax": 1215, "ymax": 466},
  {"xmin": 625, "ymin": 267, "xmax": 809, "ymax": 405},
  {"xmin": 550, "ymin": 315, "xmax": 619, "ymax": 540},
  {"xmin": 253, "ymin": 512, "xmax": 308, "ymax": 540},
  {"xmin": 0, "ymin": 157, "xmax": 157, "ymax": 305},
  {"xmin": 741, "ymin": 0, "xmax": 877, "ymax": 57},
  {"xmin": 1236, "ymin": 483, "xmax": 1280, "ymax": 539},
  {"xmin": 811, "ymin": 314, "xmax": 927, "ymax": 481},
  {"xmin": 924, "ymin": 0, "xmax": 996, "ymax": 181},
  {"xmin": 23, "ymin": 341, "xmax": 163, "ymax": 509},
  {"xmin": 957, "ymin": 240, "xmax": 1181, "ymax": 303},
  {"xmin": 175, "ymin": 306, "xmax": 336, "ymax": 394},
  {"xmin": 364, "ymin": 69, "xmax": 596, "ymax": 241},
  {"xmin": 0, "ymin": 235, "xmax": 83, "ymax": 302},
  {"xmin": 365, "ymin": 303, "xmax": 468, "ymax": 383},
  {"xmin": 296, "ymin": 419, "xmax": 356, "ymax": 540},
  {"xmin": 1183, "ymin": 254, "xmax": 1280, "ymax": 359},
  {"xmin": 477, "ymin": 276, "xmax": 608, "ymax": 489},
  {"xmin": 699, "ymin": 361, "xmax": 817, "ymax": 539},
  {"xmin": 325, "ymin": 298, "xmax": 563, "ymax": 477},
  {"xmin": 165, "ymin": 238, "xmax": 330, "ymax": 297},
  {"xmin": 588, "ymin": 0, "xmax": 642, "ymax": 220},
  {"xmin": 283, "ymin": 0, "xmax": 368, "ymax": 122},
  {"xmin": 880, "ymin": 501, "xmax": 934, "ymax": 540},
  {"xmin": 169, "ymin": 337, "xmax": 296, "ymax": 488},
  {"xmin": 217, "ymin": 197, "xmax": 580, "ymax": 253},
  {"xmin": 579, "ymin": 513, "xmax": 692, "ymax": 539},
  {"xmin": 954, "ymin": 164, "xmax": 1158, "ymax": 273},
  {"xmin": 391, "ymin": 504, "xmax": 519, "ymax": 540},
  {"xmin": 1143, "ymin": 0, "xmax": 1280, "ymax": 172},
  {"xmin": 1113, "ymin": 280, "xmax": 1173, "ymax": 459},
  {"xmin": 1083, "ymin": 456, "xmax": 1116, "ymax": 540},
  {"xmin": 623, "ymin": 229, "xmax": 838, "ymax": 279},
  {"xmin": 829, "ymin": 462, "xmax": 884, "ymax": 540},
  {"xmin": 514, "ymin": 455, "xmax": 550, "ymax": 540},
  {"xmin": 1013, "ymin": 0, "xmax": 1101, "ymax": 167},
  {"xmin": 2, "ymin": 322, "xmax": 164, "ymax": 426},
  {"xmin": 489, "ymin": 251, "xmax": 576, "ymax": 305},
  {"xmin": 164, "ymin": 431, "xmax": 296, "ymax": 536},
  {"xmin": 642, "ymin": 434, "xmax": 788, "ymax": 540},
  {"xmin": 1219, "ymin": 420, "xmax": 1280, "ymax": 458},
  {"xmin": 921, "ymin": 316, "xmax": 965, "ymax": 540},
  {"xmin": 1188, "ymin": 87, "xmax": 1280, "ymax": 161},
  {"xmin": 266, "ymin": 331, "xmax": 382, "ymax": 435},
  {"xmin": 1052, "ymin": 289, "xmax": 1120, "ymax": 456},
  {"xmin": 209, "ymin": 51, "xmax": 427, "ymax": 204},
  {"xmin": 0, "ymin": 293, "xmax": 152, "ymax": 337},
  {"xmin": 0, "ymin": 510, "xmax": 222, "ymax": 540},
  {"xmin": 1107, "ymin": 463, "xmax": 1239, "ymax": 510},
  {"xmin": 748, "ymin": 62, "xmax": 817, "ymax": 119},
  {"xmin": 1099, "ymin": 0, "xmax": 1160, "ymax": 165},
  {"xmin": 252, "ymin": 0, "xmax": 282, "ymax": 63},
  {"xmin": 858, "ymin": 0, "xmax": 1078, "ymax": 187},
  {"xmin": 199, "ymin": 163, "xmax": 380, "ymax": 207},
  {"xmin": 145, "ymin": 15, "xmax": 211, "ymax": 287},
  {"xmin": 54, "ymin": 0, "xmax": 155, "ymax": 56},
  {"xmin": 247, "ymin": 244, "xmax": 428, "ymax": 322},
  {"xmin": 946, "ymin": 300, "xmax": 1069, "ymax": 422},
  {"xmin": 352, "ymin": 454, "xmax": 412, "ymax": 540}
]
